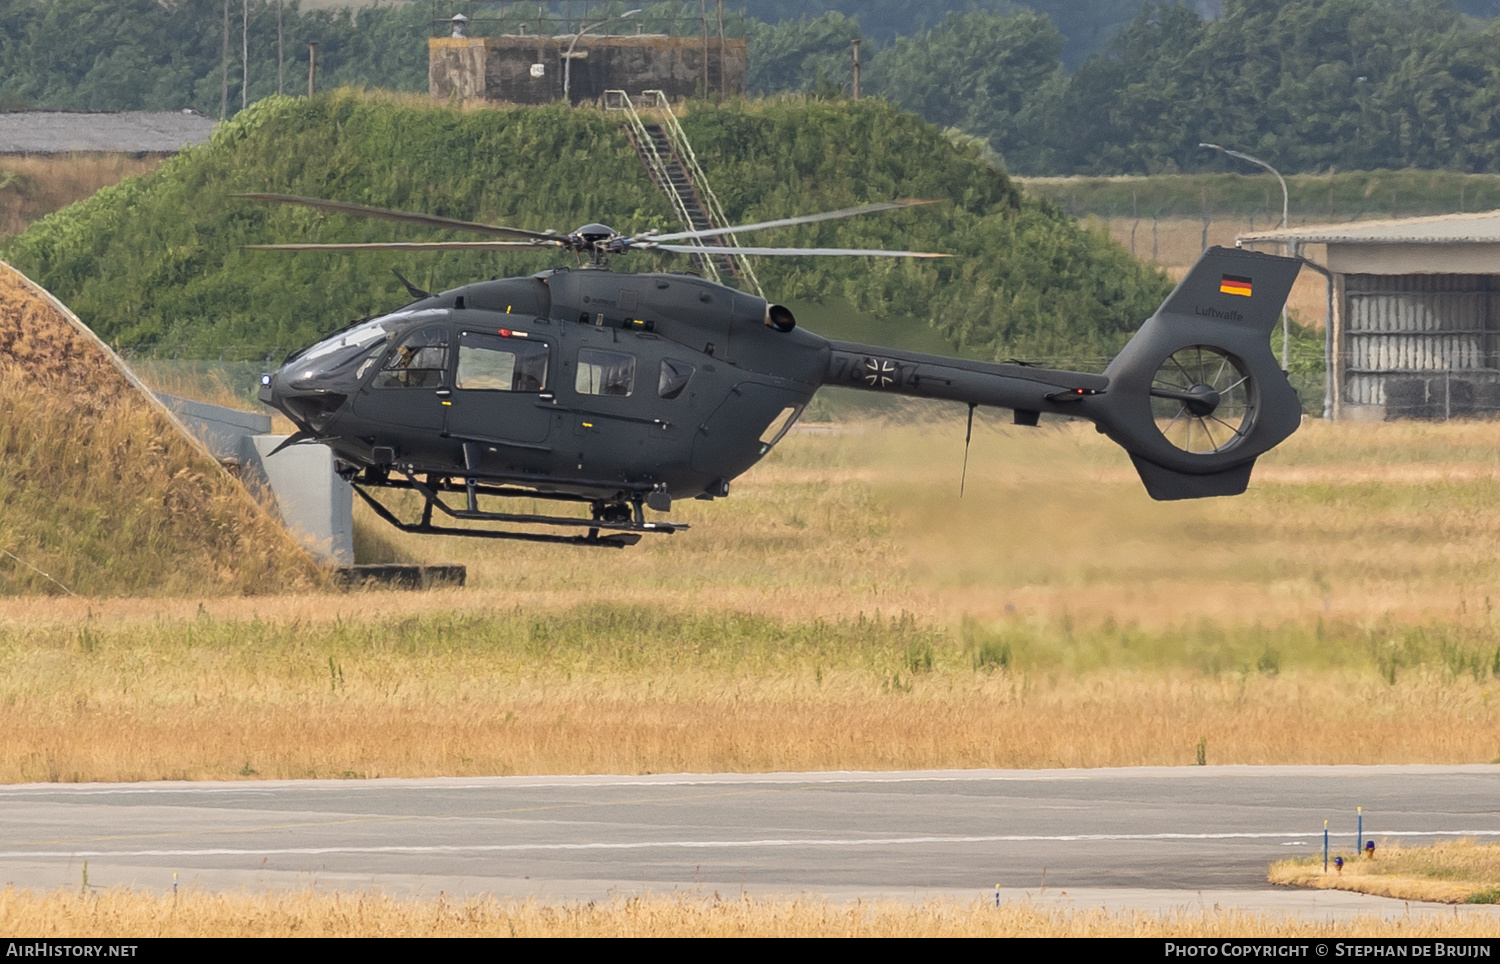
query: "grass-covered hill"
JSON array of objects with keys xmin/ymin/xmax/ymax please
[
  {"xmin": 0, "ymin": 263, "xmax": 323, "ymax": 596},
  {"xmin": 1, "ymin": 90, "xmax": 1169, "ymax": 368}
]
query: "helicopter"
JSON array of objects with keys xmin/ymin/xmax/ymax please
[{"xmin": 246, "ymin": 193, "xmax": 1304, "ymax": 548}]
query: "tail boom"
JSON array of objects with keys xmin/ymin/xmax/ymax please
[
  {"xmin": 823, "ymin": 343, "xmax": 1107, "ymax": 422},
  {"xmin": 816, "ymin": 246, "xmax": 1303, "ymax": 500}
]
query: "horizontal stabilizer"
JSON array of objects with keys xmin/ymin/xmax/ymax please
[{"xmin": 1129, "ymin": 454, "xmax": 1256, "ymax": 501}]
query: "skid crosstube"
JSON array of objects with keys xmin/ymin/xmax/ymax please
[{"xmin": 349, "ymin": 466, "xmax": 686, "ymax": 549}]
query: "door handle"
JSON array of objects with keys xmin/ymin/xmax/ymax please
[{"xmin": 435, "ymin": 389, "xmax": 452, "ymax": 398}]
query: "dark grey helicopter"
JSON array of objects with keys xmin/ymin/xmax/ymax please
[{"xmin": 247, "ymin": 194, "xmax": 1303, "ymax": 548}]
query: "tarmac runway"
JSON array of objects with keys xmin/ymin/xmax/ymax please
[{"xmin": 3, "ymin": 764, "xmax": 1499, "ymax": 917}]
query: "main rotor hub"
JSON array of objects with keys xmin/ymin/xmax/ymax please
[{"xmin": 570, "ymin": 223, "xmax": 617, "ymax": 248}]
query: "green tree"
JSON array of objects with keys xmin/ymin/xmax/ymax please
[
  {"xmin": 745, "ymin": 12, "xmax": 862, "ymax": 96},
  {"xmin": 864, "ymin": 10, "xmax": 1067, "ymax": 174},
  {"xmin": 0, "ymin": 0, "xmax": 432, "ymax": 115},
  {"xmin": 1055, "ymin": 0, "xmax": 1500, "ymax": 174}
]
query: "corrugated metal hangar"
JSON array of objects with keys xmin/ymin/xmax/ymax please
[
  {"xmin": 0, "ymin": 110, "xmax": 216, "ymax": 155},
  {"xmin": 1242, "ymin": 212, "xmax": 1500, "ymax": 420}
]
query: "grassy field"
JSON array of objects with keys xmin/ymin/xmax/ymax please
[
  {"xmin": 345, "ymin": 411, "xmax": 1500, "ymax": 630},
  {"xmin": 0, "ymin": 155, "xmax": 164, "ymax": 238},
  {"xmin": 1018, "ymin": 170, "xmax": 1500, "ymax": 224},
  {"xmin": 3, "ymin": 414, "xmax": 1500, "ymax": 781},
  {"xmin": 5, "ymin": 887, "xmax": 1498, "ymax": 937},
  {"xmin": 1271, "ymin": 841, "xmax": 1500, "ymax": 904}
]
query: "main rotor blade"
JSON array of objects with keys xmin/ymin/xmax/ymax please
[
  {"xmin": 640, "ymin": 199, "xmax": 939, "ymax": 243},
  {"xmin": 245, "ymin": 241, "xmax": 553, "ymax": 251},
  {"xmin": 651, "ymin": 243, "xmax": 949, "ymax": 258},
  {"xmin": 235, "ymin": 193, "xmax": 559, "ymax": 242}
]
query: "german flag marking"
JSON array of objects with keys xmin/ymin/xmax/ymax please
[{"xmin": 1220, "ymin": 274, "xmax": 1253, "ymax": 297}]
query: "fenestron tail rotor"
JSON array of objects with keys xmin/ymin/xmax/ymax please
[
  {"xmin": 1148, "ymin": 345, "xmax": 1255, "ymax": 455},
  {"xmin": 238, "ymin": 194, "xmax": 949, "ymax": 262}
]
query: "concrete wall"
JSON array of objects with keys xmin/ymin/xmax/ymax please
[
  {"xmin": 0, "ymin": 111, "xmax": 216, "ymax": 154},
  {"xmin": 155, "ymin": 392, "xmax": 271, "ymax": 462},
  {"xmin": 430, "ymin": 35, "xmax": 746, "ymax": 104},
  {"xmin": 156, "ymin": 393, "xmax": 353, "ymax": 566},
  {"xmin": 247, "ymin": 435, "xmax": 354, "ymax": 567},
  {"xmin": 429, "ymin": 39, "xmax": 488, "ymax": 101}
]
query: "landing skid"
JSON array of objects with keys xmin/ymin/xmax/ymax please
[{"xmin": 350, "ymin": 467, "xmax": 686, "ymax": 549}]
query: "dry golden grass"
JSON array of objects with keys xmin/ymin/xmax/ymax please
[
  {"xmin": 3, "ymin": 887, "xmax": 1498, "ymax": 937},
  {"xmin": 300, "ymin": 413, "xmax": 1500, "ymax": 631},
  {"xmin": 0, "ymin": 155, "xmax": 164, "ymax": 237},
  {"xmin": 1272, "ymin": 842, "xmax": 1500, "ymax": 904},
  {"xmin": 0, "ymin": 264, "xmax": 324, "ymax": 596},
  {"xmin": 2, "ymin": 361, "xmax": 1500, "ymax": 777},
  {"xmin": 0, "ymin": 606, "xmax": 1496, "ymax": 782}
]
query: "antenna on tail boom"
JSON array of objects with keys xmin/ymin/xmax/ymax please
[{"xmin": 960, "ymin": 402, "xmax": 977, "ymax": 498}]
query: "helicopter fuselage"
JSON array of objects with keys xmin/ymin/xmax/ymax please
[{"xmin": 261, "ymin": 266, "xmax": 830, "ymax": 508}]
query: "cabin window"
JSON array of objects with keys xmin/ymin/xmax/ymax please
[
  {"xmin": 759, "ymin": 405, "xmax": 803, "ymax": 447},
  {"xmin": 575, "ymin": 348, "xmax": 635, "ymax": 396},
  {"xmin": 372, "ymin": 324, "xmax": 448, "ymax": 389},
  {"xmin": 658, "ymin": 359, "xmax": 694, "ymax": 400},
  {"xmin": 456, "ymin": 330, "xmax": 549, "ymax": 392}
]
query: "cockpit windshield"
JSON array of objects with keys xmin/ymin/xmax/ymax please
[
  {"xmin": 301, "ymin": 317, "xmax": 389, "ymax": 363},
  {"xmin": 284, "ymin": 309, "xmax": 446, "ymax": 388}
]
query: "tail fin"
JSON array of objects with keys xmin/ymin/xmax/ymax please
[{"xmin": 1090, "ymin": 246, "xmax": 1303, "ymax": 500}]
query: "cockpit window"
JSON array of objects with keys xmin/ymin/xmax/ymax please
[
  {"xmin": 575, "ymin": 348, "xmax": 635, "ymax": 397},
  {"xmin": 299, "ymin": 317, "xmax": 388, "ymax": 363},
  {"xmin": 456, "ymin": 330, "xmax": 549, "ymax": 392},
  {"xmin": 286, "ymin": 319, "xmax": 390, "ymax": 387},
  {"xmin": 372, "ymin": 324, "xmax": 449, "ymax": 389}
]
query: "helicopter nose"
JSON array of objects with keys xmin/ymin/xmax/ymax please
[
  {"xmin": 258, "ymin": 367, "xmax": 302, "ymax": 422},
  {"xmin": 260, "ymin": 367, "xmax": 344, "ymax": 432}
]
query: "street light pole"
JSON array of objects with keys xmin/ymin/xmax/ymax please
[
  {"xmin": 1200, "ymin": 142, "xmax": 1291, "ymax": 370},
  {"xmin": 563, "ymin": 9, "xmax": 641, "ymax": 105}
]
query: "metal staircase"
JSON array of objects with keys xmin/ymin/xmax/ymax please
[{"xmin": 604, "ymin": 89, "xmax": 763, "ymax": 297}]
